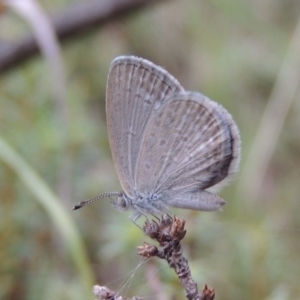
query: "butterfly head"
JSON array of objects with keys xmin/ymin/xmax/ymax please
[{"xmin": 110, "ymin": 192, "xmax": 131, "ymax": 212}]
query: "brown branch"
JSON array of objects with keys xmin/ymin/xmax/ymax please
[
  {"xmin": 138, "ymin": 215, "xmax": 215, "ymax": 300},
  {"xmin": 0, "ymin": 0, "xmax": 169, "ymax": 73}
]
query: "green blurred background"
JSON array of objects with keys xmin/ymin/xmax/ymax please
[{"xmin": 1, "ymin": 0, "xmax": 300, "ymax": 299}]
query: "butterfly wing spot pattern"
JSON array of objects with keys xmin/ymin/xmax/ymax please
[{"xmin": 73, "ymin": 56, "xmax": 241, "ymax": 222}]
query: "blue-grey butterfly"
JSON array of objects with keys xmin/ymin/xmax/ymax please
[{"xmin": 73, "ymin": 56, "xmax": 241, "ymax": 222}]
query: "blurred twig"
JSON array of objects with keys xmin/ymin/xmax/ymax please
[
  {"xmin": 237, "ymin": 14, "xmax": 300, "ymax": 202},
  {"xmin": 3, "ymin": 0, "xmax": 66, "ymax": 108},
  {"xmin": 0, "ymin": 0, "xmax": 169, "ymax": 73},
  {"xmin": 3, "ymin": 0, "xmax": 71, "ymax": 201}
]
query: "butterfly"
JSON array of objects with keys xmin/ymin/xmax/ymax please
[{"xmin": 73, "ymin": 56, "xmax": 241, "ymax": 222}]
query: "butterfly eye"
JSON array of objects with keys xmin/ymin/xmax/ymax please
[{"xmin": 117, "ymin": 195, "xmax": 128, "ymax": 210}]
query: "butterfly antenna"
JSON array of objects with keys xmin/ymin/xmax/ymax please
[{"xmin": 72, "ymin": 192, "xmax": 120, "ymax": 210}]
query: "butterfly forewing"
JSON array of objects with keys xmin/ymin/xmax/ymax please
[
  {"xmin": 106, "ymin": 56, "xmax": 184, "ymax": 197},
  {"xmin": 135, "ymin": 92, "xmax": 239, "ymax": 198}
]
